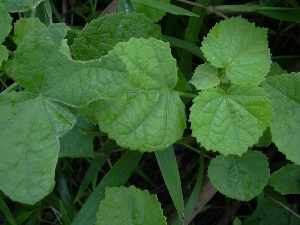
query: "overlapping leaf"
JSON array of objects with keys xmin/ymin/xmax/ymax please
[
  {"xmin": 263, "ymin": 73, "xmax": 300, "ymax": 165},
  {"xmin": 13, "ymin": 23, "xmax": 127, "ymax": 106},
  {"xmin": 0, "ymin": 92, "xmax": 77, "ymax": 204},
  {"xmin": 95, "ymin": 186, "xmax": 167, "ymax": 225},
  {"xmin": 189, "ymin": 63, "xmax": 220, "ymax": 90},
  {"xmin": 201, "ymin": 16, "xmax": 271, "ymax": 85},
  {"xmin": 190, "ymin": 85, "xmax": 272, "ymax": 155},
  {"xmin": 208, "ymin": 151, "xmax": 270, "ymax": 201},
  {"xmin": 0, "ymin": 4, "xmax": 12, "ymax": 65},
  {"xmin": 81, "ymin": 38, "xmax": 186, "ymax": 152},
  {"xmin": 269, "ymin": 164, "xmax": 300, "ymax": 195},
  {"xmin": 0, "ymin": 23, "xmax": 129, "ymax": 204},
  {"xmin": 73, "ymin": 13, "xmax": 162, "ymax": 61},
  {"xmin": 13, "ymin": 18, "xmax": 45, "ymax": 45},
  {"xmin": 0, "ymin": 0, "xmax": 43, "ymax": 12}
]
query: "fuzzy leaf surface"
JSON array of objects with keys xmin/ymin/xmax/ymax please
[
  {"xmin": 208, "ymin": 151, "xmax": 270, "ymax": 201},
  {"xmin": 201, "ymin": 17, "xmax": 271, "ymax": 85},
  {"xmin": 95, "ymin": 186, "xmax": 167, "ymax": 225},
  {"xmin": 82, "ymin": 38, "xmax": 186, "ymax": 152},
  {"xmin": 13, "ymin": 18, "xmax": 45, "ymax": 45},
  {"xmin": 189, "ymin": 63, "xmax": 220, "ymax": 90},
  {"xmin": 0, "ymin": 4, "xmax": 12, "ymax": 43},
  {"xmin": 13, "ymin": 24, "xmax": 127, "ymax": 106},
  {"xmin": 269, "ymin": 164, "xmax": 300, "ymax": 195},
  {"xmin": 73, "ymin": 13, "xmax": 162, "ymax": 60},
  {"xmin": 190, "ymin": 85, "xmax": 272, "ymax": 155},
  {"xmin": 0, "ymin": 0, "xmax": 43, "ymax": 12},
  {"xmin": 0, "ymin": 92, "xmax": 77, "ymax": 204},
  {"xmin": 263, "ymin": 73, "xmax": 300, "ymax": 165}
]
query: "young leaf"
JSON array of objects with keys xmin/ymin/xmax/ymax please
[
  {"xmin": 95, "ymin": 186, "xmax": 167, "ymax": 225},
  {"xmin": 201, "ymin": 16, "xmax": 271, "ymax": 85},
  {"xmin": 189, "ymin": 63, "xmax": 220, "ymax": 90},
  {"xmin": 0, "ymin": 92, "xmax": 77, "ymax": 204},
  {"xmin": 208, "ymin": 151, "xmax": 270, "ymax": 201},
  {"xmin": 0, "ymin": 0, "xmax": 43, "ymax": 12},
  {"xmin": 269, "ymin": 164, "xmax": 300, "ymax": 195},
  {"xmin": 73, "ymin": 13, "xmax": 162, "ymax": 61},
  {"xmin": 263, "ymin": 73, "xmax": 300, "ymax": 165},
  {"xmin": 13, "ymin": 18, "xmax": 46, "ymax": 45},
  {"xmin": 81, "ymin": 38, "xmax": 186, "ymax": 152},
  {"xmin": 190, "ymin": 85, "xmax": 272, "ymax": 156},
  {"xmin": 13, "ymin": 23, "xmax": 127, "ymax": 106},
  {"xmin": 155, "ymin": 146, "xmax": 184, "ymax": 220}
]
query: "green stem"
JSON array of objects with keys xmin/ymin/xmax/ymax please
[
  {"xmin": 178, "ymin": 91, "xmax": 197, "ymax": 99},
  {"xmin": 2, "ymin": 83, "xmax": 18, "ymax": 93}
]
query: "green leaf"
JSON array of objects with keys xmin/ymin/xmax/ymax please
[
  {"xmin": 82, "ymin": 38, "xmax": 186, "ymax": 152},
  {"xmin": 73, "ymin": 13, "xmax": 162, "ymax": 61},
  {"xmin": 0, "ymin": 4, "xmax": 12, "ymax": 43},
  {"xmin": 268, "ymin": 62, "xmax": 287, "ymax": 77},
  {"xmin": 95, "ymin": 186, "xmax": 167, "ymax": 225},
  {"xmin": 262, "ymin": 73, "xmax": 300, "ymax": 165},
  {"xmin": 155, "ymin": 146, "xmax": 184, "ymax": 220},
  {"xmin": 118, "ymin": 0, "xmax": 135, "ymax": 14},
  {"xmin": 190, "ymin": 85, "xmax": 272, "ymax": 156},
  {"xmin": 0, "ymin": 92, "xmax": 77, "ymax": 204},
  {"xmin": 0, "ymin": 0, "xmax": 43, "ymax": 12},
  {"xmin": 208, "ymin": 151, "xmax": 270, "ymax": 201},
  {"xmin": 13, "ymin": 18, "xmax": 46, "ymax": 45},
  {"xmin": 59, "ymin": 116, "xmax": 94, "ymax": 158},
  {"xmin": 201, "ymin": 16, "xmax": 271, "ymax": 85},
  {"xmin": 0, "ymin": 45, "xmax": 8, "ymax": 66},
  {"xmin": 132, "ymin": 0, "xmax": 199, "ymax": 22},
  {"xmin": 269, "ymin": 164, "xmax": 300, "ymax": 195},
  {"xmin": 71, "ymin": 151, "xmax": 143, "ymax": 225},
  {"xmin": 131, "ymin": 0, "xmax": 170, "ymax": 22},
  {"xmin": 189, "ymin": 63, "xmax": 220, "ymax": 90},
  {"xmin": 13, "ymin": 23, "xmax": 127, "ymax": 106}
]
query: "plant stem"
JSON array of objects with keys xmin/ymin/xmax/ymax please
[
  {"xmin": 2, "ymin": 83, "xmax": 18, "ymax": 93},
  {"xmin": 178, "ymin": 92, "xmax": 197, "ymax": 99}
]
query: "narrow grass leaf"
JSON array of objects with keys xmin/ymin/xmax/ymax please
[
  {"xmin": 155, "ymin": 146, "xmax": 184, "ymax": 220},
  {"xmin": 71, "ymin": 151, "xmax": 143, "ymax": 225},
  {"xmin": 0, "ymin": 197, "xmax": 17, "ymax": 225},
  {"xmin": 132, "ymin": 0, "xmax": 199, "ymax": 17}
]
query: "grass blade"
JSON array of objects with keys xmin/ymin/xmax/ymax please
[
  {"xmin": 155, "ymin": 146, "xmax": 184, "ymax": 221},
  {"xmin": 0, "ymin": 197, "xmax": 17, "ymax": 225},
  {"xmin": 71, "ymin": 151, "xmax": 143, "ymax": 225}
]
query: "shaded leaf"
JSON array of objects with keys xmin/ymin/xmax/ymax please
[
  {"xmin": 269, "ymin": 164, "xmax": 300, "ymax": 195},
  {"xmin": 0, "ymin": 0, "xmax": 43, "ymax": 12},
  {"xmin": 208, "ymin": 151, "xmax": 270, "ymax": 201},
  {"xmin": 73, "ymin": 13, "xmax": 162, "ymax": 61},
  {"xmin": 263, "ymin": 73, "xmax": 300, "ymax": 165}
]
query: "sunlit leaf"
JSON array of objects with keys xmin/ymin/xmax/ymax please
[
  {"xmin": 190, "ymin": 85, "xmax": 272, "ymax": 155},
  {"xmin": 201, "ymin": 16, "xmax": 271, "ymax": 85}
]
